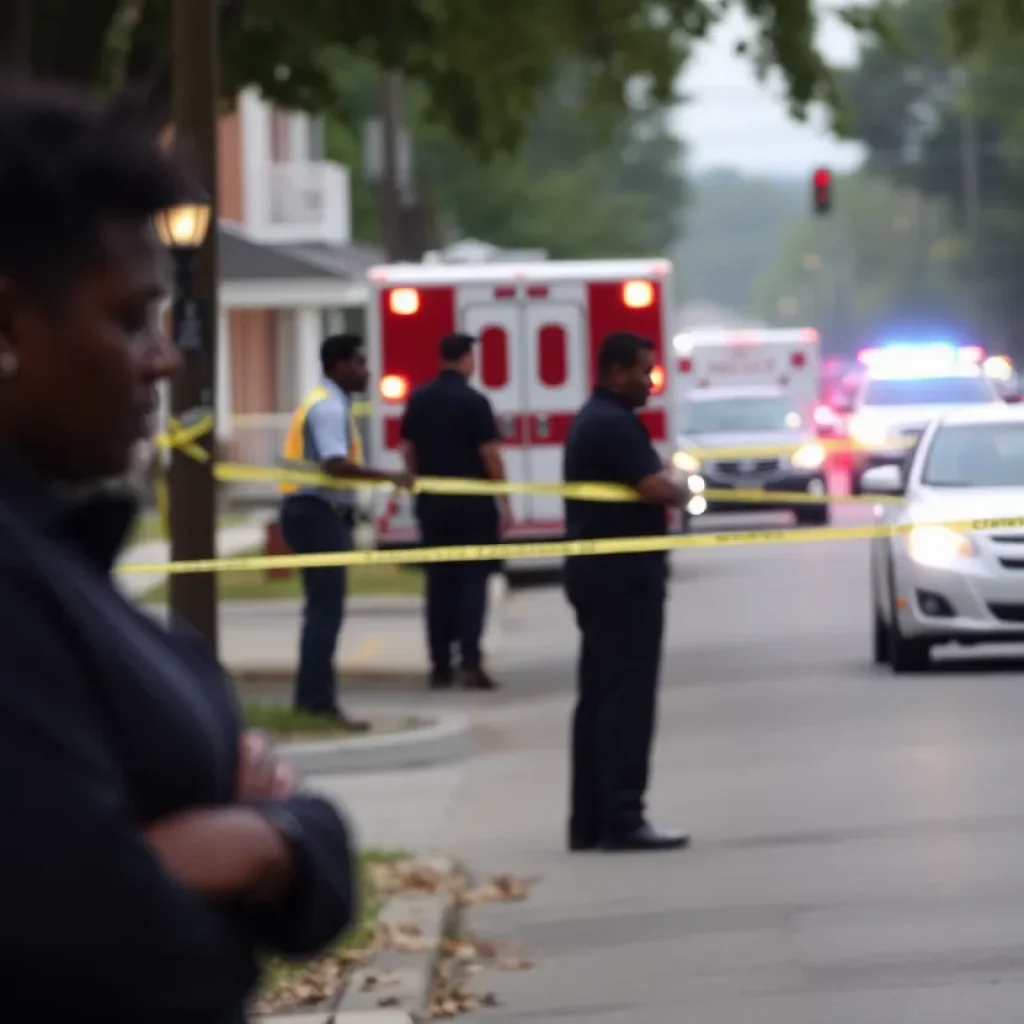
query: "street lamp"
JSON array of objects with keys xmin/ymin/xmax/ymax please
[{"xmin": 154, "ymin": 197, "xmax": 212, "ymax": 353}]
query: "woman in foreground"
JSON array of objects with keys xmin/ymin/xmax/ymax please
[{"xmin": 0, "ymin": 83, "xmax": 354, "ymax": 1022}]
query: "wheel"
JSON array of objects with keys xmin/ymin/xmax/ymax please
[
  {"xmin": 885, "ymin": 558, "xmax": 930, "ymax": 672},
  {"xmin": 889, "ymin": 622, "xmax": 931, "ymax": 673},
  {"xmin": 796, "ymin": 503, "xmax": 830, "ymax": 526},
  {"xmin": 872, "ymin": 608, "xmax": 889, "ymax": 664}
]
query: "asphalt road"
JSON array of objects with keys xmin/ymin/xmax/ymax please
[{"xmin": 353, "ymin": 487, "xmax": 1024, "ymax": 1023}]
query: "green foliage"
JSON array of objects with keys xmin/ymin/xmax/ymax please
[
  {"xmin": 16, "ymin": 0, "xmax": 846, "ymax": 158},
  {"xmin": 838, "ymin": 0, "xmax": 1024, "ymax": 352},
  {"xmin": 750, "ymin": 173, "xmax": 970, "ymax": 348},
  {"xmin": 322, "ymin": 55, "xmax": 686, "ymax": 258}
]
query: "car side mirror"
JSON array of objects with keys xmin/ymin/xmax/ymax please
[{"xmin": 860, "ymin": 463, "xmax": 904, "ymax": 495}]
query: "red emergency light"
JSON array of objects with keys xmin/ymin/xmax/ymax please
[
  {"xmin": 379, "ymin": 374, "xmax": 409, "ymax": 402},
  {"xmin": 650, "ymin": 364, "xmax": 666, "ymax": 395},
  {"xmin": 388, "ymin": 288, "xmax": 420, "ymax": 316},
  {"xmin": 623, "ymin": 280, "xmax": 654, "ymax": 309}
]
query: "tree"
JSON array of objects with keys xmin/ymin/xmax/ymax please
[
  {"xmin": 838, "ymin": 0, "xmax": 1024, "ymax": 352},
  {"xmin": 322, "ymin": 55, "xmax": 687, "ymax": 258},
  {"xmin": 750, "ymin": 173, "xmax": 969, "ymax": 349},
  {"xmin": 11, "ymin": 0, "xmax": 855, "ymax": 158}
]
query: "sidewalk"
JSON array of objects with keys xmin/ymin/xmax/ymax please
[{"xmin": 143, "ymin": 581, "xmax": 508, "ymax": 684}]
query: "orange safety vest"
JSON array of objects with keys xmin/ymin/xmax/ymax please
[{"xmin": 278, "ymin": 384, "xmax": 364, "ymax": 494}]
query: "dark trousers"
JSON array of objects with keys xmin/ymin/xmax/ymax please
[
  {"xmin": 565, "ymin": 569, "xmax": 666, "ymax": 840},
  {"xmin": 280, "ymin": 496, "xmax": 353, "ymax": 713},
  {"xmin": 420, "ymin": 517, "xmax": 493, "ymax": 674},
  {"xmin": 424, "ymin": 561, "xmax": 490, "ymax": 672}
]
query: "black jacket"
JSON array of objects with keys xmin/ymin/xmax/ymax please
[{"xmin": 0, "ymin": 454, "xmax": 354, "ymax": 1023}]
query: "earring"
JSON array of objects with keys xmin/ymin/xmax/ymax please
[{"xmin": 0, "ymin": 351, "xmax": 17, "ymax": 378}]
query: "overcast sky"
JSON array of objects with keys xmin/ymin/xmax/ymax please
[{"xmin": 672, "ymin": 5, "xmax": 867, "ymax": 177}]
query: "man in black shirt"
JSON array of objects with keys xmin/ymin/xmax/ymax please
[
  {"xmin": 563, "ymin": 331, "xmax": 689, "ymax": 853},
  {"xmin": 399, "ymin": 333, "xmax": 511, "ymax": 690}
]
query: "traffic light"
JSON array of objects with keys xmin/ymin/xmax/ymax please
[{"xmin": 812, "ymin": 167, "xmax": 832, "ymax": 215}]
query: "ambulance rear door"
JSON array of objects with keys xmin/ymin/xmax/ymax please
[
  {"xmin": 520, "ymin": 280, "xmax": 588, "ymax": 524},
  {"xmin": 456, "ymin": 281, "xmax": 530, "ymax": 523}
]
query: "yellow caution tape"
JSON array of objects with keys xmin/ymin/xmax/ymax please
[
  {"xmin": 118, "ymin": 514, "xmax": 1024, "ymax": 577},
  {"xmin": 150, "ymin": 414, "xmax": 216, "ymax": 539},
  {"xmin": 149, "ymin": 415, "xmax": 906, "ymax": 517},
  {"xmin": 676, "ymin": 436, "xmax": 915, "ymax": 460}
]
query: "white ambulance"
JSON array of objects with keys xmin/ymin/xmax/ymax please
[
  {"xmin": 673, "ymin": 327, "xmax": 821, "ymax": 422},
  {"xmin": 366, "ymin": 258, "xmax": 678, "ymax": 547}
]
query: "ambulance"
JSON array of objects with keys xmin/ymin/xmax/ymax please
[
  {"xmin": 673, "ymin": 327, "xmax": 822, "ymax": 426},
  {"xmin": 366, "ymin": 258, "xmax": 678, "ymax": 547}
]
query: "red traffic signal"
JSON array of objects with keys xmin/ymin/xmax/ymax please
[{"xmin": 812, "ymin": 167, "xmax": 832, "ymax": 215}]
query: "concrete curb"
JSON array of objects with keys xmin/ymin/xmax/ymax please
[
  {"xmin": 337, "ymin": 889, "xmax": 455, "ymax": 1017},
  {"xmin": 281, "ymin": 714, "xmax": 475, "ymax": 775}
]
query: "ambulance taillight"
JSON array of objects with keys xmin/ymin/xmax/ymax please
[
  {"xmin": 379, "ymin": 374, "xmax": 409, "ymax": 402},
  {"xmin": 622, "ymin": 280, "xmax": 655, "ymax": 309},
  {"xmin": 650, "ymin": 365, "xmax": 666, "ymax": 395},
  {"xmin": 388, "ymin": 288, "xmax": 420, "ymax": 316}
]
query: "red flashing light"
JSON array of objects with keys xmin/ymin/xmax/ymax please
[
  {"xmin": 650, "ymin": 364, "xmax": 666, "ymax": 395},
  {"xmin": 813, "ymin": 168, "xmax": 831, "ymax": 189},
  {"xmin": 678, "ymin": 357, "xmax": 693, "ymax": 373},
  {"xmin": 379, "ymin": 374, "xmax": 409, "ymax": 402},
  {"xmin": 791, "ymin": 351, "xmax": 806, "ymax": 368}
]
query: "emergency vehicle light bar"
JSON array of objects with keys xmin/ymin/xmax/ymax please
[{"xmin": 388, "ymin": 288, "xmax": 420, "ymax": 316}]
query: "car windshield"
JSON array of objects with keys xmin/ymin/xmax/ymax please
[
  {"xmin": 921, "ymin": 422, "xmax": 1024, "ymax": 486},
  {"xmin": 680, "ymin": 397, "xmax": 801, "ymax": 433},
  {"xmin": 862, "ymin": 375, "xmax": 995, "ymax": 406}
]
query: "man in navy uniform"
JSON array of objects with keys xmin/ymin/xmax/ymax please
[
  {"xmin": 399, "ymin": 333, "xmax": 512, "ymax": 690},
  {"xmin": 563, "ymin": 331, "xmax": 689, "ymax": 853}
]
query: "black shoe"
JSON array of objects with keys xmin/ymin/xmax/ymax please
[
  {"xmin": 568, "ymin": 834, "xmax": 600, "ymax": 852},
  {"xmin": 429, "ymin": 668, "xmax": 455, "ymax": 689},
  {"xmin": 462, "ymin": 667, "xmax": 499, "ymax": 691},
  {"xmin": 601, "ymin": 823, "xmax": 690, "ymax": 852}
]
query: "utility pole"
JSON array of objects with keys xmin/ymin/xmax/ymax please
[
  {"xmin": 0, "ymin": 0, "xmax": 31, "ymax": 76},
  {"xmin": 169, "ymin": 0, "xmax": 219, "ymax": 654},
  {"xmin": 377, "ymin": 70, "xmax": 404, "ymax": 260}
]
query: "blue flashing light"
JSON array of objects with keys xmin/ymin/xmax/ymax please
[{"xmin": 863, "ymin": 340, "xmax": 985, "ymax": 381}]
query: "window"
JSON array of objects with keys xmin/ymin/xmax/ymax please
[
  {"xmin": 537, "ymin": 324, "xmax": 567, "ymax": 387},
  {"xmin": 308, "ymin": 116, "xmax": 326, "ymax": 161},
  {"xmin": 680, "ymin": 396, "xmax": 800, "ymax": 434},
  {"xmin": 321, "ymin": 309, "xmax": 346, "ymax": 336},
  {"xmin": 922, "ymin": 423, "xmax": 1024, "ymax": 487},
  {"xmin": 480, "ymin": 326, "xmax": 509, "ymax": 389}
]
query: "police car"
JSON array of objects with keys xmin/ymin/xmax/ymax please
[
  {"xmin": 847, "ymin": 343, "xmax": 1003, "ymax": 494},
  {"xmin": 672, "ymin": 386, "xmax": 829, "ymax": 526},
  {"xmin": 863, "ymin": 403, "xmax": 1024, "ymax": 672}
]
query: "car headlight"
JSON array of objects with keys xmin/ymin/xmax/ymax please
[
  {"xmin": 790, "ymin": 442, "xmax": 826, "ymax": 470},
  {"xmin": 906, "ymin": 525, "xmax": 975, "ymax": 568},
  {"xmin": 849, "ymin": 416, "xmax": 889, "ymax": 449},
  {"xmin": 673, "ymin": 450, "xmax": 701, "ymax": 473},
  {"xmin": 687, "ymin": 474, "xmax": 705, "ymax": 495}
]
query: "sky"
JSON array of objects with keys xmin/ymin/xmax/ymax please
[{"xmin": 673, "ymin": 4, "xmax": 868, "ymax": 177}]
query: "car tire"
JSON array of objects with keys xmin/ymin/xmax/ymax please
[
  {"xmin": 872, "ymin": 608, "xmax": 889, "ymax": 664},
  {"xmin": 796, "ymin": 503, "xmax": 830, "ymax": 527},
  {"xmin": 888, "ymin": 617, "xmax": 930, "ymax": 673}
]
